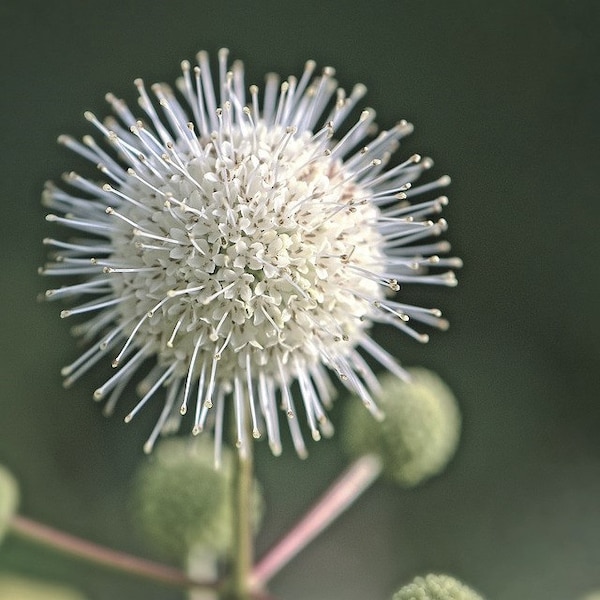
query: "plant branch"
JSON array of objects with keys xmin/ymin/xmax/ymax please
[
  {"xmin": 250, "ymin": 454, "xmax": 382, "ymax": 589},
  {"xmin": 9, "ymin": 514, "xmax": 215, "ymax": 591}
]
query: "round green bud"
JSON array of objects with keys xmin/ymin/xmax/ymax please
[
  {"xmin": 0, "ymin": 575, "xmax": 87, "ymax": 600},
  {"xmin": 344, "ymin": 368, "xmax": 461, "ymax": 487},
  {"xmin": 0, "ymin": 465, "xmax": 19, "ymax": 543},
  {"xmin": 393, "ymin": 573, "xmax": 484, "ymax": 600},
  {"xmin": 131, "ymin": 438, "xmax": 233, "ymax": 559}
]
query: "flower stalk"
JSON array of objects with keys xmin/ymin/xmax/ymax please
[
  {"xmin": 250, "ymin": 454, "xmax": 382, "ymax": 589},
  {"xmin": 227, "ymin": 441, "xmax": 255, "ymax": 600}
]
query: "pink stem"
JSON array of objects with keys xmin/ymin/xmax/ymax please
[
  {"xmin": 250, "ymin": 455, "xmax": 381, "ymax": 588},
  {"xmin": 10, "ymin": 514, "xmax": 214, "ymax": 590}
]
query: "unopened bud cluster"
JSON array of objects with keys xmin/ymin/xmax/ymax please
[
  {"xmin": 344, "ymin": 368, "xmax": 461, "ymax": 486},
  {"xmin": 393, "ymin": 573, "xmax": 484, "ymax": 600}
]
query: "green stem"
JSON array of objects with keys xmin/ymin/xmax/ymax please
[
  {"xmin": 228, "ymin": 442, "xmax": 254, "ymax": 600},
  {"xmin": 187, "ymin": 545, "xmax": 218, "ymax": 600}
]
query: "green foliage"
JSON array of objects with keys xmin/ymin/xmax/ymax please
[
  {"xmin": 0, "ymin": 465, "xmax": 19, "ymax": 544},
  {"xmin": 0, "ymin": 574, "xmax": 87, "ymax": 600}
]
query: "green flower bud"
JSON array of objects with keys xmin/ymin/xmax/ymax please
[
  {"xmin": 393, "ymin": 573, "xmax": 484, "ymax": 600},
  {"xmin": 344, "ymin": 368, "xmax": 461, "ymax": 487},
  {"xmin": 131, "ymin": 438, "xmax": 233, "ymax": 559},
  {"xmin": 0, "ymin": 465, "xmax": 19, "ymax": 543},
  {"xmin": 580, "ymin": 593, "xmax": 600, "ymax": 600},
  {"xmin": 0, "ymin": 575, "xmax": 87, "ymax": 600}
]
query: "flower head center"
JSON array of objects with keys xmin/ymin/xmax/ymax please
[{"xmin": 110, "ymin": 123, "xmax": 383, "ymax": 382}]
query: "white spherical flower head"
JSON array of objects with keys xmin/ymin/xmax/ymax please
[{"xmin": 42, "ymin": 49, "xmax": 461, "ymax": 458}]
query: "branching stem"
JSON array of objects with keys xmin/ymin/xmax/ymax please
[
  {"xmin": 250, "ymin": 454, "xmax": 382, "ymax": 589},
  {"xmin": 9, "ymin": 514, "xmax": 214, "ymax": 590}
]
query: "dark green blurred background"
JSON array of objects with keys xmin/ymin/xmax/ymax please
[{"xmin": 1, "ymin": 1, "xmax": 599, "ymax": 599}]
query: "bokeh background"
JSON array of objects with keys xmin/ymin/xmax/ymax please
[{"xmin": 1, "ymin": 1, "xmax": 599, "ymax": 599}]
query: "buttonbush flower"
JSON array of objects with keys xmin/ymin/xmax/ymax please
[
  {"xmin": 131, "ymin": 438, "xmax": 234, "ymax": 558},
  {"xmin": 393, "ymin": 573, "xmax": 484, "ymax": 600},
  {"xmin": 344, "ymin": 368, "xmax": 461, "ymax": 487},
  {"xmin": 42, "ymin": 49, "xmax": 460, "ymax": 458}
]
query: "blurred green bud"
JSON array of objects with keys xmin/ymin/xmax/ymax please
[
  {"xmin": 344, "ymin": 368, "xmax": 461, "ymax": 487},
  {"xmin": 131, "ymin": 438, "xmax": 233, "ymax": 559},
  {"xmin": 0, "ymin": 465, "xmax": 19, "ymax": 543},
  {"xmin": 580, "ymin": 593, "xmax": 600, "ymax": 600},
  {"xmin": 0, "ymin": 575, "xmax": 87, "ymax": 600},
  {"xmin": 393, "ymin": 573, "xmax": 484, "ymax": 600}
]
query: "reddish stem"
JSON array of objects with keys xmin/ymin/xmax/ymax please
[
  {"xmin": 9, "ymin": 514, "xmax": 214, "ymax": 590},
  {"xmin": 250, "ymin": 455, "xmax": 381, "ymax": 588}
]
